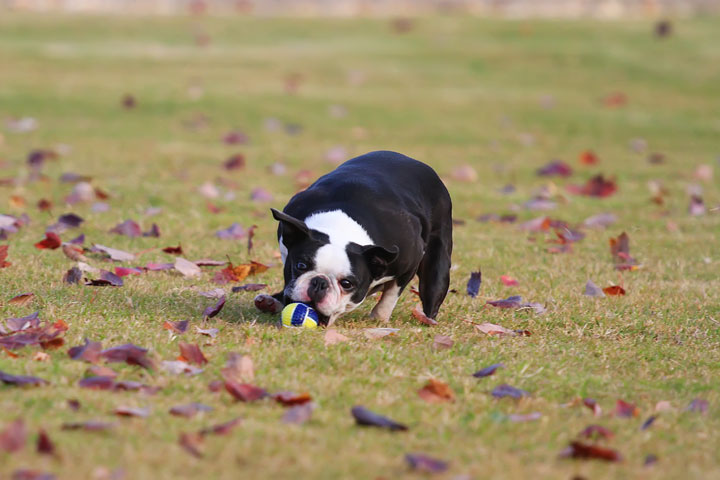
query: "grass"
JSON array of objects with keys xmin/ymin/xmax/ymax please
[{"xmin": 1, "ymin": 12, "xmax": 719, "ymax": 479}]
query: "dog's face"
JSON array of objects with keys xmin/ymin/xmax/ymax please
[{"xmin": 272, "ymin": 209, "xmax": 398, "ymax": 324}]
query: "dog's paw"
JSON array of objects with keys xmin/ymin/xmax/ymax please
[{"xmin": 254, "ymin": 294, "xmax": 283, "ymax": 314}]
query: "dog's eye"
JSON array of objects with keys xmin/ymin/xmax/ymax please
[
  {"xmin": 296, "ymin": 262, "xmax": 308, "ymax": 271},
  {"xmin": 339, "ymin": 279, "xmax": 354, "ymax": 290}
]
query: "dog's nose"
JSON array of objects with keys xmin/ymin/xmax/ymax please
[{"xmin": 308, "ymin": 276, "xmax": 329, "ymax": 302}]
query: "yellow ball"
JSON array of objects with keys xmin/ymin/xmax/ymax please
[{"xmin": 281, "ymin": 303, "xmax": 319, "ymax": 329}]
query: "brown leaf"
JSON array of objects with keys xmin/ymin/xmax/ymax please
[
  {"xmin": 363, "ymin": 328, "xmax": 399, "ymax": 340},
  {"xmin": 67, "ymin": 338, "xmax": 102, "ymax": 363},
  {"xmin": 0, "ymin": 419, "xmax": 26, "ymax": 453},
  {"xmin": 475, "ymin": 322, "xmax": 517, "ymax": 336},
  {"xmin": 0, "ymin": 245, "xmax": 10, "ymax": 268},
  {"xmin": 418, "ymin": 379, "xmax": 454, "ymax": 403},
  {"xmin": 100, "ymin": 343, "xmax": 154, "ymax": 370},
  {"xmin": 221, "ymin": 353, "xmax": 253, "ymax": 383},
  {"xmin": 163, "ymin": 320, "xmax": 189, "ymax": 334},
  {"xmin": 324, "ymin": 329, "xmax": 349, "ymax": 346},
  {"xmin": 178, "ymin": 432, "xmax": 203, "ymax": 458},
  {"xmin": 431, "ymin": 335, "xmax": 453, "ymax": 351},
  {"xmin": 114, "ymin": 406, "xmax": 151, "ymax": 418},
  {"xmin": 273, "ymin": 391, "xmax": 313, "ymax": 407},
  {"xmin": 8, "ymin": 293, "xmax": 34, "ymax": 306},
  {"xmin": 560, "ymin": 441, "xmax": 622, "ymax": 462},
  {"xmin": 224, "ymin": 380, "xmax": 268, "ymax": 402},
  {"xmin": 602, "ymin": 285, "xmax": 626, "ymax": 296},
  {"xmin": 411, "ymin": 304, "xmax": 438, "ymax": 325},
  {"xmin": 178, "ymin": 342, "xmax": 208, "ymax": 366}
]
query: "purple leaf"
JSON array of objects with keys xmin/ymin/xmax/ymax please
[
  {"xmin": 491, "ymin": 384, "xmax": 529, "ymax": 399},
  {"xmin": 351, "ymin": 406, "xmax": 408, "ymax": 431},
  {"xmin": 473, "ymin": 363, "xmax": 504, "ymax": 378}
]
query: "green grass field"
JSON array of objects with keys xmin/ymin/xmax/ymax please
[{"xmin": 1, "ymin": 12, "xmax": 719, "ymax": 479}]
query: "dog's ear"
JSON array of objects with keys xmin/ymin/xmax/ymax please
[
  {"xmin": 361, "ymin": 244, "xmax": 399, "ymax": 279},
  {"xmin": 271, "ymin": 208, "xmax": 310, "ymax": 246}
]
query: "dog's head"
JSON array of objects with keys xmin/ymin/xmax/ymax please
[{"xmin": 272, "ymin": 208, "xmax": 398, "ymax": 324}]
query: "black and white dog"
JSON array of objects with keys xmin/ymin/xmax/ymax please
[{"xmin": 254, "ymin": 151, "xmax": 452, "ymax": 326}]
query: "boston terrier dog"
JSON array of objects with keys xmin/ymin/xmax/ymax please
[{"xmin": 254, "ymin": 150, "xmax": 452, "ymax": 326}]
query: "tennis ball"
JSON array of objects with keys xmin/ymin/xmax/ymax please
[{"xmin": 281, "ymin": 303, "xmax": 319, "ymax": 329}]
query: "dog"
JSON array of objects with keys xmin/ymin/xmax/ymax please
[{"xmin": 254, "ymin": 150, "xmax": 452, "ymax": 326}]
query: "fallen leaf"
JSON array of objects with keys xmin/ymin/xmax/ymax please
[
  {"xmin": 231, "ymin": 283, "xmax": 267, "ymax": 292},
  {"xmin": 324, "ymin": 329, "xmax": 349, "ymax": 346},
  {"xmin": 0, "ymin": 370, "xmax": 47, "ymax": 387},
  {"xmin": 178, "ymin": 432, "xmax": 203, "ymax": 458},
  {"xmin": 466, "ymin": 270, "xmax": 482, "ymax": 297},
  {"xmin": 500, "ymin": 275, "xmax": 518, "ymax": 286},
  {"xmin": 109, "ymin": 219, "xmax": 141, "ymax": 237},
  {"xmin": 603, "ymin": 285, "xmax": 626, "ymax": 296},
  {"xmin": 282, "ymin": 403, "xmax": 314, "ymax": 425},
  {"xmin": 614, "ymin": 399, "xmax": 638, "ymax": 418},
  {"xmin": 163, "ymin": 320, "xmax": 189, "ymax": 334},
  {"xmin": 161, "ymin": 360, "xmax": 203, "ymax": 376},
  {"xmin": 486, "ymin": 295, "xmax": 523, "ymax": 308},
  {"xmin": 491, "ymin": 384, "xmax": 529, "ymax": 399},
  {"xmin": 641, "ymin": 416, "xmax": 657, "ymax": 430},
  {"xmin": 405, "ymin": 453, "xmax": 449, "ymax": 473},
  {"xmin": 473, "ymin": 363, "xmax": 504, "ymax": 378},
  {"xmin": 199, "ymin": 417, "xmax": 243, "ymax": 435},
  {"xmin": 560, "ymin": 441, "xmax": 622, "ymax": 462},
  {"xmin": 100, "ymin": 343, "xmax": 154, "ymax": 370},
  {"xmin": 178, "ymin": 342, "xmax": 208, "ymax": 366},
  {"xmin": 579, "ymin": 150, "xmax": 599, "ymax": 165},
  {"xmin": 221, "ymin": 353, "xmax": 254, "ymax": 383},
  {"xmin": 584, "ymin": 280, "xmax": 605, "ymax": 297},
  {"xmin": 475, "ymin": 322, "xmax": 516, "ymax": 336},
  {"xmin": 583, "ymin": 212, "xmax": 617, "ymax": 229},
  {"xmin": 8, "ymin": 293, "xmax": 34, "ymax": 306},
  {"xmin": 162, "ymin": 245, "xmax": 183, "ymax": 255},
  {"xmin": 170, "ymin": 403, "xmax": 213, "ymax": 418},
  {"xmin": 583, "ymin": 398, "xmax": 603, "ymax": 417},
  {"xmin": 67, "ymin": 338, "xmax": 102, "ymax": 363},
  {"xmin": 32, "ymin": 352, "xmax": 49, "ymax": 362},
  {"xmin": 411, "ymin": 304, "xmax": 437, "ymax": 326},
  {"xmin": 114, "ymin": 267, "xmax": 142, "ymax": 277},
  {"xmin": 644, "ymin": 454, "xmax": 659, "ymax": 467},
  {"xmin": 114, "ymin": 406, "xmax": 150, "ymax": 418},
  {"xmin": 61, "ymin": 421, "xmax": 115, "ymax": 432},
  {"xmin": 224, "ymin": 380, "xmax": 268, "ymax": 402},
  {"xmin": 0, "ymin": 419, "xmax": 26, "ymax": 453},
  {"xmin": 63, "ymin": 266, "xmax": 82, "ymax": 284},
  {"xmin": 351, "ymin": 406, "xmax": 408, "ymax": 431},
  {"xmin": 273, "ymin": 391, "xmax": 313, "ymax": 407},
  {"xmin": 685, "ymin": 398, "xmax": 708, "ymax": 414},
  {"xmin": 202, "ymin": 295, "xmax": 226, "ymax": 318},
  {"xmin": 0, "ymin": 245, "xmax": 10, "ymax": 268},
  {"xmin": 34, "ymin": 232, "xmax": 61, "ymax": 250},
  {"xmin": 196, "ymin": 327, "xmax": 218, "ymax": 338},
  {"xmin": 36, "ymin": 429, "xmax": 56, "ymax": 456},
  {"xmin": 537, "ymin": 160, "xmax": 572, "ymax": 177},
  {"xmin": 78, "ymin": 376, "xmax": 115, "ymax": 390},
  {"xmin": 215, "ymin": 223, "xmax": 246, "ymax": 240},
  {"xmin": 174, "ymin": 257, "xmax": 201, "ymax": 278},
  {"xmin": 432, "ymin": 335, "xmax": 453, "ymax": 351},
  {"xmin": 85, "ymin": 270, "xmax": 123, "ymax": 287},
  {"xmin": 418, "ymin": 379, "xmax": 454, "ymax": 403},
  {"xmin": 92, "ymin": 244, "xmax": 135, "ymax": 262},
  {"xmin": 5, "ymin": 311, "xmax": 40, "ymax": 332}
]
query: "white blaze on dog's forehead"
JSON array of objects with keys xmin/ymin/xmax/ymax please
[{"xmin": 304, "ymin": 210, "xmax": 374, "ymax": 278}]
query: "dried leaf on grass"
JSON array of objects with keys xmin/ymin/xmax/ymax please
[
  {"xmin": 417, "ymin": 379, "xmax": 454, "ymax": 403},
  {"xmin": 351, "ymin": 406, "xmax": 407, "ymax": 431}
]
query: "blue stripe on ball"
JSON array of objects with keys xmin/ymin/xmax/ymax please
[{"xmin": 291, "ymin": 304, "xmax": 307, "ymax": 326}]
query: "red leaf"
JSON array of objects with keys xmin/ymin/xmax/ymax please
[
  {"xmin": 614, "ymin": 399, "xmax": 638, "ymax": 418},
  {"xmin": 114, "ymin": 267, "xmax": 142, "ymax": 277},
  {"xmin": 561, "ymin": 441, "xmax": 622, "ymax": 462},
  {"xmin": 0, "ymin": 245, "xmax": 10, "ymax": 268},
  {"xmin": 199, "ymin": 417, "xmax": 243, "ymax": 435},
  {"xmin": 537, "ymin": 160, "xmax": 573, "ymax": 177},
  {"xmin": 579, "ymin": 150, "xmax": 599, "ymax": 165},
  {"xmin": 224, "ymin": 380, "xmax": 268, "ymax": 402},
  {"xmin": 178, "ymin": 342, "xmax": 208, "ymax": 366},
  {"xmin": 202, "ymin": 295, "xmax": 226, "ymax": 318},
  {"xmin": 162, "ymin": 244, "xmax": 183, "ymax": 255},
  {"xmin": 603, "ymin": 285, "xmax": 626, "ymax": 296},
  {"xmin": 579, "ymin": 424, "xmax": 614, "ymax": 439},
  {"xmin": 100, "ymin": 343, "xmax": 154, "ymax": 370},
  {"xmin": 500, "ymin": 275, "xmax": 518, "ymax": 286},
  {"xmin": 36, "ymin": 429, "xmax": 56, "ymax": 456},
  {"xmin": 34, "ymin": 232, "xmax": 61, "ymax": 250}
]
